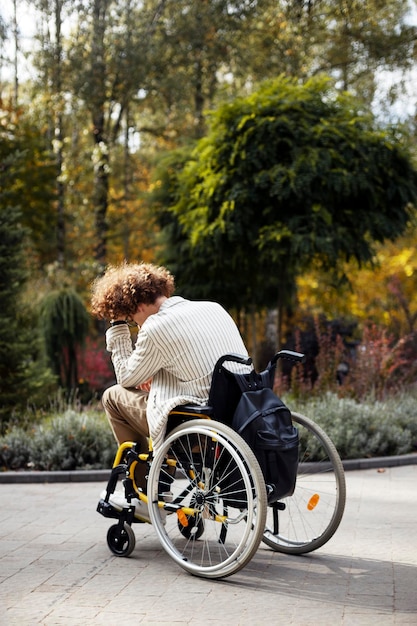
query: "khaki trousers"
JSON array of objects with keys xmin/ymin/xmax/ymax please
[
  {"xmin": 102, "ymin": 384, "xmax": 150, "ymax": 448},
  {"xmin": 102, "ymin": 384, "xmax": 151, "ymax": 491}
]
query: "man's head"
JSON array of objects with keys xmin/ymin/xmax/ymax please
[{"xmin": 91, "ymin": 262, "xmax": 175, "ymax": 320}]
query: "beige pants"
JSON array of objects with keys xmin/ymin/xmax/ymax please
[
  {"xmin": 101, "ymin": 384, "xmax": 150, "ymax": 448},
  {"xmin": 102, "ymin": 384, "xmax": 150, "ymax": 490}
]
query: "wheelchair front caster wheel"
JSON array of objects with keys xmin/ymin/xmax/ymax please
[{"xmin": 107, "ymin": 522, "xmax": 136, "ymax": 557}]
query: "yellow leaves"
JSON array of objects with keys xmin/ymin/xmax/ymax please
[
  {"xmin": 386, "ymin": 248, "xmax": 414, "ymax": 277},
  {"xmin": 296, "ymin": 228, "xmax": 417, "ymax": 335},
  {"xmin": 237, "ymin": 113, "xmax": 255, "ymax": 132},
  {"xmin": 148, "ymin": 180, "xmax": 161, "ymax": 192},
  {"xmin": 219, "ymin": 199, "xmax": 235, "ymax": 219}
]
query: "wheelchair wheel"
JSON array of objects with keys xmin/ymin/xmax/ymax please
[
  {"xmin": 107, "ymin": 522, "xmax": 136, "ymax": 557},
  {"xmin": 147, "ymin": 419, "xmax": 267, "ymax": 579},
  {"xmin": 262, "ymin": 411, "xmax": 346, "ymax": 554}
]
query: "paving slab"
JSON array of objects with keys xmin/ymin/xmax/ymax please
[{"xmin": 0, "ymin": 465, "xmax": 416, "ymax": 625}]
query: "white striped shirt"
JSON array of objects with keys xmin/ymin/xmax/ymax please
[{"xmin": 106, "ymin": 296, "xmax": 248, "ymax": 448}]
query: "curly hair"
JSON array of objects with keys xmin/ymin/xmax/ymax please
[{"xmin": 90, "ymin": 262, "xmax": 175, "ymax": 320}]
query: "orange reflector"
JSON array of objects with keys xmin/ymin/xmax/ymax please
[
  {"xmin": 177, "ymin": 509, "xmax": 188, "ymax": 527},
  {"xmin": 307, "ymin": 494, "xmax": 320, "ymax": 510}
]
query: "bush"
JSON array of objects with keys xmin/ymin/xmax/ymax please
[
  {"xmin": 2, "ymin": 390, "xmax": 416, "ymax": 471},
  {"xmin": 77, "ymin": 336, "xmax": 115, "ymax": 398},
  {"xmin": 0, "ymin": 428, "xmax": 33, "ymax": 470},
  {"xmin": 277, "ymin": 320, "xmax": 417, "ymax": 403},
  {"xmin": 0, "ymin": 410, "xmax": 117, "ymax": 471},
  {"xmin": 288, "ymin": 390, "xmax": 417, "ymax": 459}
]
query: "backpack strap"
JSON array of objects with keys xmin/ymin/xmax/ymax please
[
  {"xmin": 259, "ymin": 369, "xmax": 273, "ymax": 388},
  {"xmin": 233, "ymin": 370, "xmax": 265, "ymax": 394}
]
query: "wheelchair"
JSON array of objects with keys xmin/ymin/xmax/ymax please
[{"xmin": 97, "ymin": 350, "xmax": 346, "ymax": 579}]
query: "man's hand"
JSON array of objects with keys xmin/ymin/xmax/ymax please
[{"xmin": 136, "ymin": 379, "xmax": 152, "ymax": 392}]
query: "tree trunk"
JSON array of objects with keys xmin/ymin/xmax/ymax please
[
  {"xmin": 12, "ymin": 0, "xmax": 19, "ymax": 108},
  {"xmin": 91, "ymin": 0, "xmax": 110, "ymax": 267},
  {"xmin": 54, "ymin": 0, "xmax": 66, "ymax": 267},
  {"xmin": 122, "ymin": 104, "xmax": 131, "ymax": 260},
  {"xmin": 265, "ymin": 307, "xmax": 279, "ymax": 352}
]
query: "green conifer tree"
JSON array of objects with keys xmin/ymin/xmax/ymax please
[
  {"xmin": 39, "ymin": 288, "xmax": 90, "ymax": 392},
  {"xmin": 0, "ymin": 128, "xmax": 57, "ymax": 432}
]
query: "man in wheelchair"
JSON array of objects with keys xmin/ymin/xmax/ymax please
[{"xmin": 91, "ymin": 261, "xmax": 249, "ymax": 521}]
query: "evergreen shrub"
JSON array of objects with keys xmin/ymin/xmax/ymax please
[
  {"xmin": 1, "ymin": 391, "xmax": 416, "ymax": 471},
  {"xmin": 289, "ymin": 391, "xmax": 417, "ymax": 460},
  {"xmin": 0, "ymin": 410, "xmax": 116, "ymax": 471}
]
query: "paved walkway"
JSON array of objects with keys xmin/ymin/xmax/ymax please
[{"xmin": 1, "ymin": 464, "xmax": 416, "ymax": 625}]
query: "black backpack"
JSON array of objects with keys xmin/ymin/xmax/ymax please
[{"xmin": 231, "ymin": 369, "xmax": 299, "ymax": 504}]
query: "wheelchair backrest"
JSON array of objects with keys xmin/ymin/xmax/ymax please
[{"xmin": 208, "ymin": 353, "xmax": 276, "ymax": 426}]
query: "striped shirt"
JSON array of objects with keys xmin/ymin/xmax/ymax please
[{"xmin": 105, "ymin": 296, "xmax": 248, "ymax": 449}]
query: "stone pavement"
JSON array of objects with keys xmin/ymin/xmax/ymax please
[{"xmin": 0, "ymin": 464, "xmax": 416, "ymax": 625}]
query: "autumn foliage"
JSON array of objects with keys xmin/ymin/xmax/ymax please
[{"xmin": 276, "ymin": 320, "xmax": 417, "ymax": 402}]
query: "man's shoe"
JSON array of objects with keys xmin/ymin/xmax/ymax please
[
  {"xmin": 100, "ymin": 489, "xmax": 168, "ymax": 525},
  {"xmin": 100, "ymin": 489, "xmax": 151, "ymax": 523}
]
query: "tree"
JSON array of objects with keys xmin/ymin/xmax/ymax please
[
  {"xmin": 33, "ymin": 0, "xmax": 70, "ymax": 268},
  {"xmin": 0, "ymin": 204, "xmax": 30, "ymax": 423},
  {"xmin": 155, "ymin": 75, "xmax": 417, "ymax": 347},
  {"xmin": 1, "ymin": 107, "xmax": 57, "ymax": 266},
  {"xmin": 2, "ymin": 1, "xmax": 416, "ymax": 291},
  {"xmin": 143, "ymin": 0, "xmax": 268, "ymax": 140},
  {"xmin": 39, "ymin": 289, "xmax": 90, "ymax": 392},
  {"xmin": 297, "ymin": 226, "xmax": 417, "ymax": 338},
  {"xmin": 66, "ymin": 0, "xmax": 169, "ymax": 267},
  {"xmin": 315, "ymin": 0, "xmax": 417, "ymax": 100},
  {"xmin": 0, "ymin": 126, "xmax": 56, "ymax": 431}
]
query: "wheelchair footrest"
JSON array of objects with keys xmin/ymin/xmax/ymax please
[
  {"xmin": 97, "ymin": 498, "xmax": 123, "ymax": 520},
  {"xmin": 97, "ymin": 498, "xmax": 148, "ymax": 525}
]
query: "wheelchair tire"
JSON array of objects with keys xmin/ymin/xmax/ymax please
[
  {"xmin": 262, "ymin": 411, "xmax": 346, "ymax": 554},
  {"xmin": 147, "ymin": 419, "xmax": 267, "ymax": 579},
  {"xmin": 107, "ymin": 522, "xmax": 136, "ymax": 557}
]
